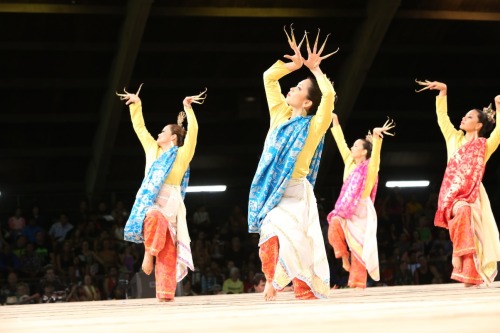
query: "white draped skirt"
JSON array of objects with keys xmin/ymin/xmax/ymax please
[{"xmin": 259, "ymin": 178, "xmax": 330, "ymax": 298}]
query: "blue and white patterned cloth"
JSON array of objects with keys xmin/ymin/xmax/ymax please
[
  {"xmin": 248, "ymin": 116, "xmax": 324, "ymax": 234},
  {"xmin": 124, "ymin": 147, "xmax": 190, "ymax": 243}
]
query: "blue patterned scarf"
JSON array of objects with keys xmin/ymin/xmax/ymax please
[
  {"xmin": 124, "ymin": 147, "xmax": 190, "ymax": 243},
  {"xmin": 248, "ymin": 116, "xmax": 324, "ymax": 234}
]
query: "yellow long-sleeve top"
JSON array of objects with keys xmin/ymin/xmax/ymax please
[
  {"xmin": 129, "ymin": 101, "xmax": 198, "ymax": 185},
  {"xmin": 436, "ymin": 96, "xmax": 500, "ymax": 162},
  {"xmin": 264, "ymin": 60, "xmax": 335, "ymax": 178},
  {"xmin": 331, "ymin": 124, "xmax": 382, "ymax": 199}
]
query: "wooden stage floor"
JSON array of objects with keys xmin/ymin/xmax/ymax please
[{"xmin": 2, "ymin": 282, "xmax": 500, "ymax": 333}]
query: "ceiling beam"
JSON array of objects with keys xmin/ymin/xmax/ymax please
[
  {"xmin": 85, "ymin": 0, "xmax": 152, "ymax": 196},
  {"xmin": 2, "ymin": 4, "xmax": 499, "ymax": 22},
  {"xmin": 0, "ymin": 3, "xmax": 123, "ymax": 14},
  {"xmin": 397, "ymin": 10, "xmax": 500, "ymax": 22},
  {"xmin": 316, "ymin": 0, "xmax": 401, "ymax": 186},
  {"xmin": 151, "ymin": 7, "xmax": 362, "ymax": 18},
  {"xmin": 335, "ymin": 0, "xmax": 401, "ymax": 122},
  {"xmin": 0, "ymin": 4, "xmax": 361, "ymax": 17},
  {"xmin": 0, "ymin": 77, "xmax": 261, "ymax": 89}
]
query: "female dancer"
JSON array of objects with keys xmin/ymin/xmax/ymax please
[
  {"xmin": 416, "ymin": 80, "xmax": 500, "ymax": 286},
  {"xmin": 117, "ymin": 85, "xmax": 207, "ymax": 301},
  {"xmin": 248, "ymin": 25, "xmax": 337, "ymax": 300},
  {"xmin": 327, "ymin": 114, "xmax": 395, "ymax": 288}
]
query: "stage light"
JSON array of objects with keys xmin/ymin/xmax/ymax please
[
  {"xmin": 186, "ymin": 185, "xmax": 227, "ymax": 193},
  {"xmin": 385, "ymin": 180, "xmax": 429, "ymax": 188}
]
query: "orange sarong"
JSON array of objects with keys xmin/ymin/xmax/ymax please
[
  {"xmin": 449, "ymin": 205, "xmax": 482, "ymax": 285},
  {"xmin": 143, "ymin": 210, "xmax": 177, "ymax": 299},
  {"xmin": 328, "ymin": 217, "xmax": 367, "ymax": 288},
  {"xmin": 259, "ymin": 236, "xmax": 316, "ymax": 299}
]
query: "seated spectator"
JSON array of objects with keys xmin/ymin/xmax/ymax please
[
  {"xmin": 16, "ymin": 282, "xmax": 39, "ymax": 304},
  {"xmin": 22, "ymin": 217, "xmax": 43, "ymax": 244},
  {"xmin": 18, "ymin": 242, "xmax": 43, "ymax": 279},
  {"xmin": 0, "ymin": 243, "xmax": 20, "ymax": 274},
  {"xmin": 33, "ymin": 231, "xmax": 53, "ymax": 268},
  {"xmin": 110, "ymin": 284, "xmax": 127, "ymax": 300},
  {"xmin": 182, "ymin": 279, "xmax": 198, "ymax": 296},
  {"xmin": 200, "ymin": 266, "xmax": 218, "ymax": 295},
  {"xmin": 54, "ymin": 240, "xmax": 75, "ymax": 277},
  {"xmin": 12, "ymin": 235, "xmax": 28, "ymax": 258},
  {"xmin": 393, "ymin": 260, "xmax": 414, "ymax": 286},
  {"xmin": 7, "ymin": 207, "xmax": 27, "ymax": 240},
  {"xmin": 102, "ymin": 266, "xmax": 119, "ymax": 299},
  {"xmin": 414, "ymin": 255, "xmax": 442, "ymax": 285},
  {"xmin": 0, "ymin": 271, "xmax": 19, "ymax": 304},
  {"xmin": 222, "ymin": 267, "xmax": 244, "ymax": 294},
  {"xmin": 79, "ymin": 274, "xmax": 102, "ymax": 301},
  {"xmin": 38, "ymin": 266, "xmax": 66, "ymax": 296},
  {"xmin": 192, "ymin": 205, "xmax": 211, "ymax": 232},
  {"xmin": 48, "ymin": 213, "xmax": 74, "ymax": 243},
  {"xmin": 251, "ymin": 273, "xmax": 266, "ymax": 293},
  {"xmin": 97, "ymin": 237, "xmax": 120, "ymax": 271},
  {"xmin": 119, "ymin": 244, "xmax": 138, "ymax": 275},
  {"xmin": 111, "ymin": 200, "xmax": 129, "ymax": 222}
]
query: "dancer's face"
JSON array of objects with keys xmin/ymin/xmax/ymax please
[
  {"xmin": 285, "ymin": 79, "xmax": 312, "ymax": 112},
  {"xmin": 157, "ymin": 125, "xmax": 176, "ymax": 146},
  {"xmin": 459, "ymin": 110, "xmax": 482, "ymax": 133},
  {"xmin": 350, "ymin": 139, "xmax": 367, "ymax": 160}
]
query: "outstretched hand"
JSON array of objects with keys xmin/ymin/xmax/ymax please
[
  {"xmin": 283, "ymin": 24, "xmax": 306, "ymax": 71},
  {"xmin": 183, "ymin": 88, "xmax": 208, "ymax": 108},
  {"xmin": 116, "ymin": 83, "xmax": 144, "ymax": 105},
  {"xmin": 373, "ymin": 117, "xmax": 396, "ymax": 139},
  {"xmin": 415, "ymin": 79, "xmax": 447, "ymax": 93},
  {"xmin": 303, "ymin": 29, "xmax": 338, "ymax": 73}
]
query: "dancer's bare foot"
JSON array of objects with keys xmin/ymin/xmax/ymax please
[
  {"xmin": 452, "ymin": 255, "xmax": 462, "ymax": 273},
  {"xmin": 464, "ymin": 283, "xmax": 480, "ymax": 288},
  {"xmin": 142, "ymin": 253, "xmax": 154, "ymax": 275},
  {"xmin": 263, "ymin": 281, "xmax": 277, "ymax": 301},
  {"xmin": 342, "ymin": 255, "xmax": 350, "ymax": 272},
  {"xmin": 158, "ymin": 298, "xmax": 174, "ymax": 302}
]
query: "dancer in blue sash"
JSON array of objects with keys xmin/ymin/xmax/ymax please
[
  {"xmin": 248, "ymin": 25, "xmax": 337, "ymax": 300},
  {"xmin": 117, "ymin": 85, "xmax": 207, "ymax": 301}
]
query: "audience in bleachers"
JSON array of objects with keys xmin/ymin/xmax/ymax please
[{"xmin": 0, "ymin": 187, "xmax": 476, "ymax": 304}]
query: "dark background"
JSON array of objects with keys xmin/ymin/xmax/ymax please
[{"xmin": 1, "ymin": 0, "xmax": 500, "ymax": 219}]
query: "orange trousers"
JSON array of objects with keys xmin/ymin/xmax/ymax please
[
  {"xmin": 328, "ymin": 217, "xmax": 367, "ymax": 288},
  {"xmin": 143, "ymin": 210, "xmax": 178, "ymax": 299},
  {"xmin": 449, "ymin": 205, "xmax": 482, "ymax": 285},
  {"xmin": 259, "ymin": 236, "xmax": 317, "ymax": 299}
]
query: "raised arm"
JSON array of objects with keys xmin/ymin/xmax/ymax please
[
  {"xmin": 330, "ymin": 113, "xmax": 351, "ymax": 163},
  {"xmin": 415, "ymin": 80, "xmax": 460, "ymax": 142},
  {"xmin": 369, "ymin": 118, "xmax": 396, "ymax": 177},
  {"xmin": 116, "ymin": 85, "xmax": 157, "ymax": 153},
  {"xmin": 176, "ymin": 95, "xmax": 200, "ymax": 163},
  {"xmin": 485, "ymin": 95, "xmax": 500, "ymax": 161},
  {"xmin": 263, "ymin": 25, "xmax": 305, "ymax": 124},
  {"xmin": 303, "ymin": 29, "xmax": 337, "ymax": 133}
]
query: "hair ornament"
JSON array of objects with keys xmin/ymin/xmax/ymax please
[
  {"xmin": 177, "ymin": 111, "xmax": 187, "ymax": 128},
  {"xmin": 365, "ymin": 130, "xmax": 373, "ymax": 143},
  {"xmin": 483, "ymin": 103, "xmax": 496, "ymax": 124}
]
